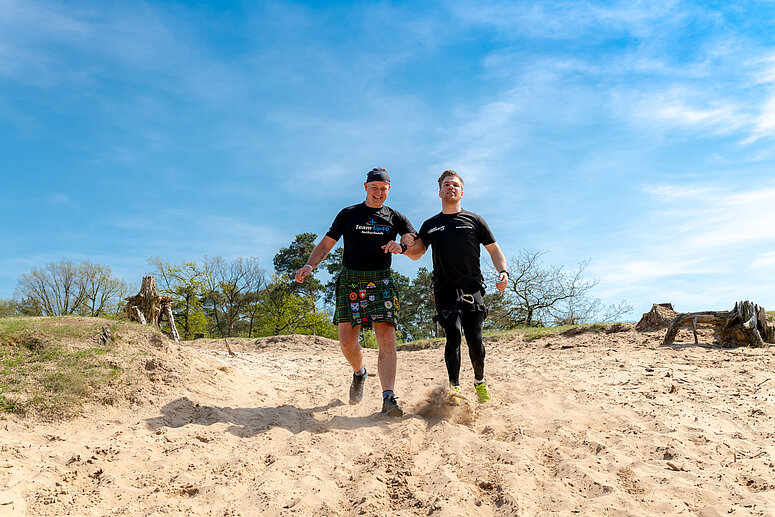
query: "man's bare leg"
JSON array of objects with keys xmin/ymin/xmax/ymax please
[
  {"xmin": 338, "ymin": 323, "xmax": 363, "ymax": 371},
  {"xmin": 373, "ymin": 322, "xmax": 397, "ymax": 392}
]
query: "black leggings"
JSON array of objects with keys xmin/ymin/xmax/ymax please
[{"xmin": 435, "ymin": 286, "xmax": 486, "ymax": 386}]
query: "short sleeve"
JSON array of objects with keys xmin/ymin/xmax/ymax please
[
  {"xmin": 476, "ymin": 215, "xmax": 496, "ymax": 246},
  {"xmin": 396, "ymin": 211, "xmax": 416, "ymax": 236},
  {"xmin": 325, "ymin": 208, "xmax": 348, "ymax": 241},
  {"xmin": 418, "ymin": 219, "xmax": 431, "ymax": 244}
]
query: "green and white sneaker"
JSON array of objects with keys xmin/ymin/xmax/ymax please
[
  {"xmin": 448, "ymin": 384, "xmax": 463, "ymax": 406},
  {"xmin": 474, "ymin": 381, "xmax": 492, "ymax": 403}
]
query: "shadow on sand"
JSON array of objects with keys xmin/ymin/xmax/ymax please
[{"xmin": 145, "ymin": 397, "xmax": 419, "ymax": 437}]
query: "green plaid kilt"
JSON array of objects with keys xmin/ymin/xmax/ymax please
[{"xmin": 334, "ymin": 267, "xmax": 399, "ymax": 328}]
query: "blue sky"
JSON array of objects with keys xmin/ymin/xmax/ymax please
[{"xmin": 3, "ymin": 0, "xmax": 775, "ymax": 319}]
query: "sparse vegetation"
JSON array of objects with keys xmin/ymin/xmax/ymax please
[
  {"xmin": 398, "ymin": 322, "xmax": 626, "ymax": 348},
  {"xmin": 0, "ymin": 316, "xmax": 165, "ymax": 420}
]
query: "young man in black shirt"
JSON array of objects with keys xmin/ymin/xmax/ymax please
[
  {"xmin": 405, "ymin": 170, "xmax": 508, "ymax": 403},
  {"xmin": 295, "ymin": 168, "xmax": 416, "ymax": 417}
]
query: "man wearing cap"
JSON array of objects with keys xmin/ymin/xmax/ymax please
[
  {"xmin": 295, "ymin": 167, "xmax": 416, "ymax": 417},
  {"xmin": 404, "ymin": 170, "xmax": 508, "ymax": 404}
]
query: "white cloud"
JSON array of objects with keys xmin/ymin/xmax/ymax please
[{"xmin": 591, "ymin": 181, "xmax": 775, "ymax": 312}]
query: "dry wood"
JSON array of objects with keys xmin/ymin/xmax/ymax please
[
  {"xmin": 125, "ymin": 275, "xmax": 181, "ymax": 343},
  {"xmin": 224, "ymin": 338, "xmax": 236, "ymax": 357},
  {"xmin": 636, "ymin": 303, "xmax": 677, "ymax": 331},
  {"xmin": 663, "ymin": 301, "xmax": 773, "ymax": 348}
]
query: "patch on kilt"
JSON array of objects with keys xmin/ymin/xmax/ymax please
[{"xmin": 334, "ymin": 267, "xmax": 399, "ymax": 327}]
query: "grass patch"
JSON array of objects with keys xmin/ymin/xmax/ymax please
[
  {"xmin": 0, "ymin": 316, "xmax": 125, "ymax": 420},
  {"xmin": 397, "ymin": 322, "xmax": 630, "ymax": 348}
]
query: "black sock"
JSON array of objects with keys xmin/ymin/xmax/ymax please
[{"xmin": 382, "ymin": 390, "xmax": 394, "ymax": 399}]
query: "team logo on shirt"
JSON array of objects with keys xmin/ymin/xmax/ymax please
[
  {"xmin": 428, "ymin": 225, "xmax": 444, "ymax": 234},
  {"xmin": 349, "ymin": 292, "xmax": 358, "ymax": 301},
  {"xmin": 356, "ymin": 218, "xmax": 391, "ymax": 234}
]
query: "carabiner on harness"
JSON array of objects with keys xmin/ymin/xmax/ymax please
[{"xmin": 456, "ymin": 289, "xmax": 475, "ymax": 305}]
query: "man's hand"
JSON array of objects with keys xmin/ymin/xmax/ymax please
[
  {"xmin": 496, "ymin": 271, "xmax": 508, "ymax": 291},
  {"xmin": 295, "ymin": 264, "xmax": 313, "ymax": 283},
  {"xmin": 381, "ymin": 240, "xmax": 404, "ymax": 254},
  {"xmin": 401, "ymin": 233, "xmax": 416, "ymax": 248}
]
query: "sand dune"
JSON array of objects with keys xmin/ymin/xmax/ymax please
[{"xmin": 1, "ymin": 326, "xmax": 774, "ymax": 516}]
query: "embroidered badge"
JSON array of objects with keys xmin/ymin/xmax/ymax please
[
  {"xmin": 366, "ymin": 282, "xmax": 376, "ymax": 289},
  {"xmin": 359, "ymin": 291, "xmax": 366, "ymax": 299},
  {"xmin": 382, "ymin": 279, "xmax": 389, "ymax": 285},
  {"xmin": 368, "ymin": 295, "xmax": 375, "ymax": 302},
  {"xmin": 349, "ymin": 292, "xmax": 357, "ymax": 301},
  {"xmin": 384, "ymin": 300, "xmax": 392, "ymax": 309}
]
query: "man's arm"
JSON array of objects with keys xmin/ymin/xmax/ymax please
[
  {"xmin": 484, "ymin": 242, "xmax": 508, "ymax": 291},
  {"xmin": 403, "ymin": 236, "xmax": 427, "ymax": 261},
  {"xmin": 295, "ymin": 235, "xmax": 338, "ymax": 283}
]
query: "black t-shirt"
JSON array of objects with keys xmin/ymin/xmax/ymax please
[
  {"xmin": 326, "ymin": 203, "xmax": 416, "ymax": 271},
  {"xmin": 418, "ymin": 209, "xmax": 496, "ymax": 290}
]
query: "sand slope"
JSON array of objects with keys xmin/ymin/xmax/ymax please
[{"xmin": 1, "ymin": 327, "xmax": 774, "ymax": 516}]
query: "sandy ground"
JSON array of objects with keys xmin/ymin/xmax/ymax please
[{"xmin": 1, "ymin": 326, "xmax": 774, "ymax": 516}]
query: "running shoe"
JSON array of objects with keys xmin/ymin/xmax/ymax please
[
  {"xmin": 349, "ymin": 369, "xmax": 367, "ymax": 405},
  {"xmin": 474, "ymin": 381, "xmax": 492, "ymax": 403},
  {"xmin": 381, "ymin": 394, "xmax": 403, "ymax": 417},
  {"xmin": 448, "ymin": 384, "xmax": 463, "ymax": 406}
]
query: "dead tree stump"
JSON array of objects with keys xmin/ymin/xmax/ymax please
[
  {"xmin": 636, "ymin": 303, "xmax": 677, "ymax": 331},
  {"xmin": 125, "ymin": 276, "xmax": 180, "ymax": 343},
  {"xmin": 663, "ymin": 301, "xmax": 774, "ymax": 348}
]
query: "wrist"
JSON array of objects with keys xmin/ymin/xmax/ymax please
[
  {"xmin": 499, "ymin": 269, "xmax": 509, "ymax": 277},
  {"xmin": 303, "ymin": 264, "xmax": 313, "ymax": 271},
  {"xmin": 400, "ymin": 242, "xmax": 408, "ymax": 254}
]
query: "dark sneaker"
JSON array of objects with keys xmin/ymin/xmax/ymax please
[
  {"xmin": 349, "ymin": 369, "xmax": 367, "ymax": 405},
  {"xmin": 381, "ymin": 395, "xmax": 403, "ymax": 417}
]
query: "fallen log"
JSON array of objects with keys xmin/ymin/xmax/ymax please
[{"xmin": 663, "ymin": 301, "xmax": 774, "ymax": 348}]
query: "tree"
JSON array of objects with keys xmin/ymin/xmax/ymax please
[
  {"xmin": 487, "ymin": 249, "xmax": 632, "ymax": 327},
  {"xmin": 15, "ymin": 259, "xmax": 85, "ymax": 316},
  {"xmin": 0, "ymin": 299, "xmax": 18, "ymax": 318},
  {"xmin": 254, "ymin": 275, "xmax": 336, "ymax": 338},
  {"xmin": 14, "ymin": 259, "xmax": 126, "ymax": 317},
  {"xmin": 395, "ymin": 267, "xmax": 438, "ymax": 341},
  {"xmin": 323, "ymin": 247, "xmax": 344, "ymax": 305},
  {"xmin": 78, "ymin": 262, "xmax": 128, "ymax": 317},
  {"xmin": 274, "ymin": 233, "xmax": 338, "ymax": 313},
  {"xmin": 201, "ymin": 256, "xmax": 265, "ymax": 337}
]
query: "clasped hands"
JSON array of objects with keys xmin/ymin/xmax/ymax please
[{"xmin": 381, "ymin": 233, "xmax": 416, "ymax": 254}]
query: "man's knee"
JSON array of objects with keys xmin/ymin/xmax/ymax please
[
  {"xmin": 338, "ymin": 323, "xmax": 360, "ymax": 344},
  {"xmin": 373, "ymin": 322, "xmax": 396, "ymax": 346}
]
